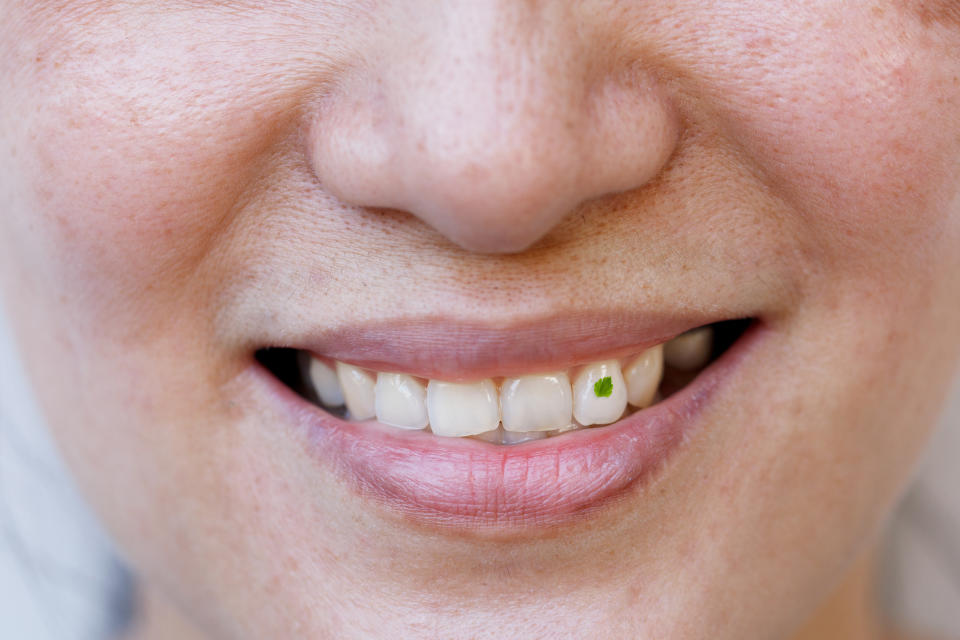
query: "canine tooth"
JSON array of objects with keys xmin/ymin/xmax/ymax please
[
  {"xmin": 335, "ymin": 362, "xmax": 376, "ymax": 420},
  {"xmin": 375, "ymin": 373, "xmax": 428, "ymax": 430},
  {"xmin": 427, "ymin": 379, "xmax": 500, "ymax": 437},
  {"xmin": 501, "ymin": 430, "xmax": 548, "ymax": 445},
  {"xmin": 305, "ymin": 357, "xmax": 345, "ymax": 407},
  {"xmin": 572, "ymin": 360, "xmax": 628, "ymax": 426},
  {"xmin": 664, "ymin": 327, "xmax": 713, "ymax": 371},
  {"xmin": 500, "ymin": 373, "xmax": 572, "ymax": 432},
  {"xmin": 623, "ymin": 345, "xmax": 664, "ymax": 409}
]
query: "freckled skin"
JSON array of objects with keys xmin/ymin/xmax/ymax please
[{"xmin": 1, "ymin": 2, "xmax": 959, "ymax": 639}]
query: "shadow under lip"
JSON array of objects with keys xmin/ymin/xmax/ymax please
[{"xmin": 253, "ymin": 318, "xmax": 762, "ymax": 536}]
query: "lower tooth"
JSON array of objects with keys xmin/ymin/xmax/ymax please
[
  {"xmin": 547, "ymin": 423, "xmax": 580, "ymax": 437},
  {"xmin": 663, "ymin": 327, "xmax": 713, "ymax": 371},
  {"xmin": 473, "ymin": 428, "xmax": 503, "ymax": 444},
  {"xmin": 335, "ymin": 362, "xmax": 376, "ymax": 421},
  {"xmin": 501, "ymin": 430, "xmax": 547, "ymax": 445},
  {"xmin": 427, "ymin": 379, "xmax": 500, "ymax": 437}
]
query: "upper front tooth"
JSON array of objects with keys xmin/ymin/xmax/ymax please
[
  {"xmin": 375, "ymin": 373, "xmax": 428, "ymax": 430},
  {"xmin": 623, "ymin": 345, "xmax": 663, "ymax": 409},
  {"xmin": 664, "ymin": 327, "xmax": 713, "ymax": 371},
  {"xmin": 572, "ymin": 360, "xmax": 628, "ymax": 426},
  {"xmin": 500, "ymin": 373, "xmax": 573, "ymax": 432},
  {"xmin": 426, "ymin": 379, "xmax": 500, "ymax": 437},
  {"xmin": 336, "ymin": 362, "xmax": 376, "ymax": 421},
  {"xmin": 305, "ymin": 356, "xmax": 345, "ymax": 407}
]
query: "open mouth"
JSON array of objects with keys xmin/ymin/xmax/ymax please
[
  {"xmin": 257, "ymin": 318, "xmax": 750, "ymax": 444},
  {"xmin": 253, "ymin": 317, "xmax": 756, "ymax": 529}
]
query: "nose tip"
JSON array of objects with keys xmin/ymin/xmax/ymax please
[
  {"xmin": 308, "ymin": 8, "xmax": 680, "ymax": 254},
  {"xmin": 382, "ymin": 132, "xmax": 621, "ymax": 254}
]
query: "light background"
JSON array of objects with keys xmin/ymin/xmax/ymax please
[{"xmin": 1, "ymin": 305, "xmax": 958, "ymax": 639}]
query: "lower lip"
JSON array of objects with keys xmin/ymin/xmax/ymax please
[{"xmin": 255, "ymin": 322, "xmax": 765, "ymax": 533}]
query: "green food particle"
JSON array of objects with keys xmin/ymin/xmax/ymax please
[{"xmin": 594, "ymin": 376, "xmax": 613, "ymax": 398}]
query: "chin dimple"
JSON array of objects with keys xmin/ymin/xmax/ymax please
[{"xmin": 294, "ymin": 325, "xmax": 724, "ymax": 445}]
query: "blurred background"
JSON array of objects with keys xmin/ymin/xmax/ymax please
[
  {"xmin": 1, "ymin": 303, "xmax": 958, "ymax": 639},
  {"xmin": 882, "ymin": 375, "xmax": 960, "ymax": 636}
]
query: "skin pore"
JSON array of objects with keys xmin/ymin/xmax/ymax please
[{"xmin": 1, "ymin": 1, "xmax": 959, "ymax": 639}]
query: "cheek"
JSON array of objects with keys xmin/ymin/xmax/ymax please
[
  {"xmin": 752, "ymin": 13, "xmax": 960, "ymax": 279},
  {"xmin": 0, "ymin": 9, "xmax": 298, "ymax": 550},
  {"xmin": 21, "ymin": 82, "xmax": 257, "ymax": 342},
  {"xmin": 1, "ymin": 6, "xmax": 325, "ymax": 351},
  {"xmin": 677, "ymin": 3, "xmax": 960, "ymax": 288}
]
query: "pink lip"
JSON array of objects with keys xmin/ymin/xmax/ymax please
[
  {"xmin": 254, "ymin": 320, "xmax": 764, "ymax": 533},
  {"xmin": 287, "ymin": 309, "xmax": 723, "ymax": 381}
]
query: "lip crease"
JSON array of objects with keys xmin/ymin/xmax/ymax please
[
  {"xmin": 253, "ymin": 317, "xmax": 764, "ymax": 533},
  {"xmin": 284, "ymin": 309, "xmax": 730, "ymax": 381}
]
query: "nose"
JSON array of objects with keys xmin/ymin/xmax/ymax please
[{"xmin": 308, "ymin": 2, "xmax": 680, "ymax": 254}]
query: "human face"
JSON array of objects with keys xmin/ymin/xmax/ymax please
[{"xmin": 1, "ymin": 1, "xmax": 959, "ymax": 638}]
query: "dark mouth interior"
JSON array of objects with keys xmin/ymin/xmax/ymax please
[
  {"xmin": 710, "ymin": 318, "xmax": 754, "ymax": 359},
  {"xmin": 257, "ymin": 344, "xmax": 310, "ymax": 398},
  {"xmin": 657, "ymin": 317, "xmax": 753, "ymax": 397},
  {"xmin": 256, "ymin": 318, "xmax": 753, "ymax": 415}
]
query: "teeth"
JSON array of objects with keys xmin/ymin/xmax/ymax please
[
  {"xmin": 500, "ymin": 430, "xmax": 548, "ymax": 445},
  {"xmin": 623, "ymin": 345, "xmax": 664, "ymax": 409},
  {"xmin": 473, "ymin": 428, "xmax": 503, "ymax": 444},
  {"xmin": 304, "ymin": 356, "xmax": 345, "ymax": 407},
  {"xmin": 571, "ymin": 360, "xmax": 628, "ymax": 426},
  {"xmin": 472, "ymin": 428, "xmax": 548, "ymax": 446},
  {"xmin": 306, "ymin": 325, "xmax": 720, "ymax": 441},
  {"xmin": 426, "ymin": 379, "xmax": 500, "ymax": 437},
  {"xmin": 335, "ymin": 362, "xmax": 376, "ymax": 421},
  {"xmin": 374, "ymin": 373, "xmax": 428, "ymax": 430},
  {"xmin": 664, "ymin": 327, "xmax": 713, "ymax": 372},
  {"xmin": 547, "ymin": 423, "xmax": 580, "ymax": 437},
  {"xmin": 500, "ymin": 373, "xmax": 573, "ymax": 432}
]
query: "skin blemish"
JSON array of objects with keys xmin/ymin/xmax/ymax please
[{"xmin": 905, "ymin": 0, "xmax": 960, "ymax": 30}]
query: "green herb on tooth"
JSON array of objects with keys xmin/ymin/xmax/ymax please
[{"xmin": 594, "ymin": 376, "xmax": 613, "ymax": 398}]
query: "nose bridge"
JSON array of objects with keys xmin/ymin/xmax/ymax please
[
  {"xmin": 309, "ymin": 1, "xmax": 680, "ymax": 254},
  {"xmin": 417, "ymin": 0, "xmax": 580, "ymax": 126}
]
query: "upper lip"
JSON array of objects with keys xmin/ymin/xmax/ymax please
[{"xmin": 283, "ymin": 308, "xmax": 734, "ymax": 380}]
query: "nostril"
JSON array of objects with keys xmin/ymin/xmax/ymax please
[{"xmin": 403, "ymin": 195, "xmax": 580, "ymax": 254}]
